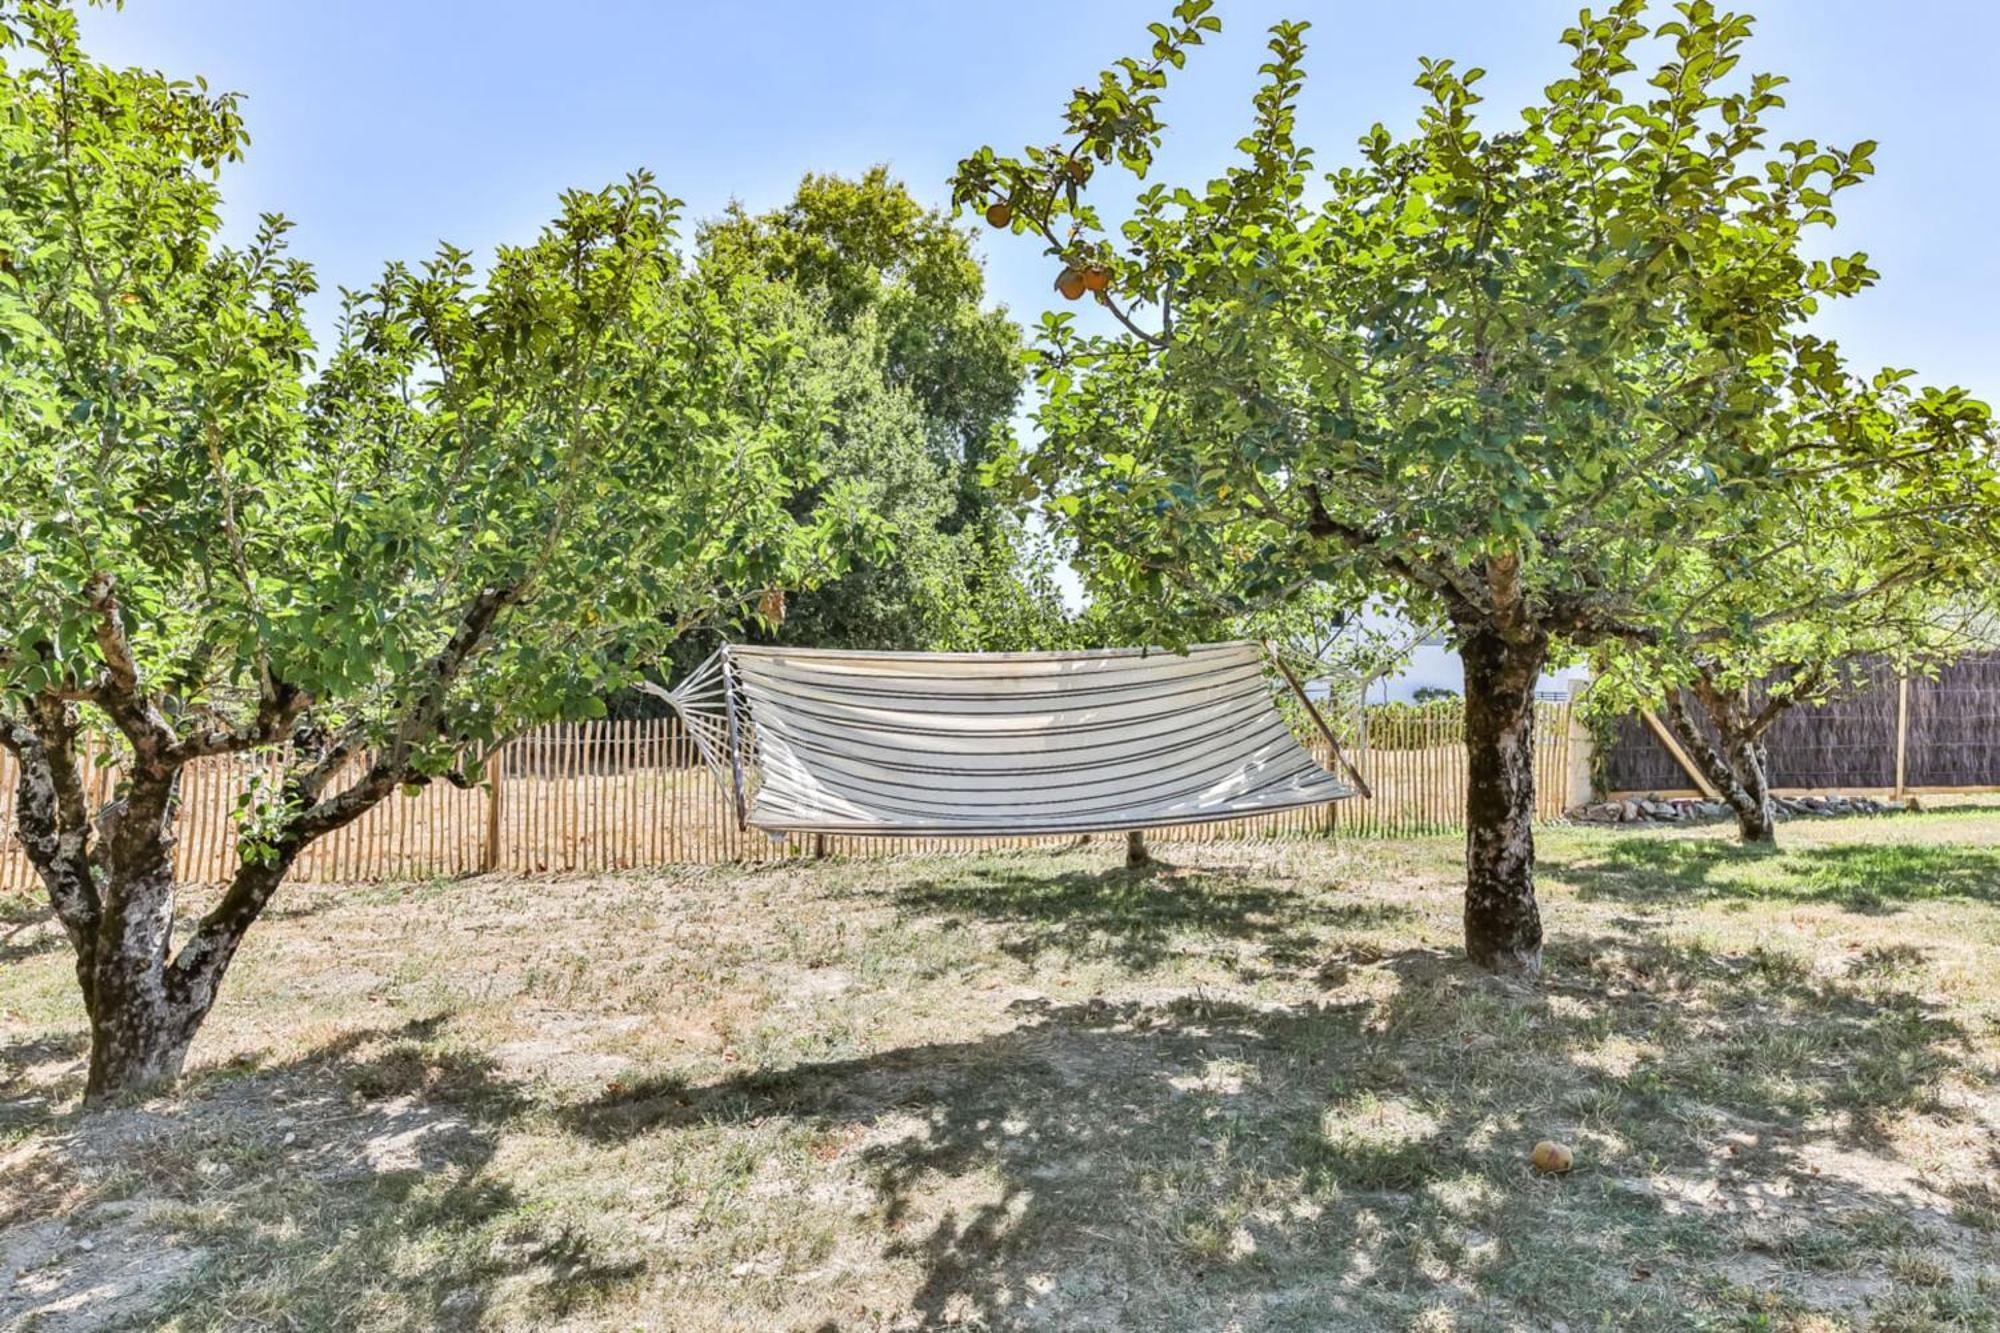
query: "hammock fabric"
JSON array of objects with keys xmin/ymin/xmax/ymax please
[{"xmin": 660, "ymin": 640, "xmax": 1353, "ymax": 838}]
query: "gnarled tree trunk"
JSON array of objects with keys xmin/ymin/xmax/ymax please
[
  {"xmin": 1459, "ymin": 625, "xmax": 1548, "ymax": 973},
  {"xmin": 83, "ymin": 847, "xmax": 305, "ymax": 1100},
  {"xmin": 1658, "ymin": 675, "xmax": 1789, "ymax": 846},
  {"xmin": 83, "ymin": 762, "xmax": 195, "ymax": 1099},
  {"xmin": 4, "ymin": 578, "xmax": 516, "ymax": 1104},
  {"xmin": 11, "ymin": 725, "xmax": 379, "ymax": 1103},
  {"xmin": 0, "ymin": 715, "xmax": 302, "ymax": 1102},
  {"xmin": 1725, "ymin": 733, "xmax": 1777, "ymax": 844},
  {"xmin": 2, "ymin": 701, "xmax": 101, "ymax": 1021}
]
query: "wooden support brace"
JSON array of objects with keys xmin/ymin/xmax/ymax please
[
  {"xmin": 1264, "ymin": 642, "xmax": 1373, "ymax": 799},
  {"xmin": 482, "ymin": 741, "xmax": 505, "ymax": 873},
  {"xmin": 1639, "ymin": 708, "xmax": 1722, "ymax": 801}
]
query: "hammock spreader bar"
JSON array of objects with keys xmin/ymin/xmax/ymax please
[{"xmin": 637, "ymin": 647, "xmax": 750, "ymax": 829}]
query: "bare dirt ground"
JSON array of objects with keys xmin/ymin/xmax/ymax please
[{"xmin": 3, "ymin": 809, "xmax": 1998, "ymax": 1330}]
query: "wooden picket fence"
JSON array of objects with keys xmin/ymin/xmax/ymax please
[{"xmin": 1, "ymin": 703, "xmax": 1574, "ymax": 889}]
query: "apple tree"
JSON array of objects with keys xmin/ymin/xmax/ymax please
[
  {"xmin": 952, "ymin": 0, "xmax": 1961, "ymax": 970},
  {"xmin": 1588, "ymin": 371, "xmax": 1998, "ymax": 843},
  {"xmin": 0, "ymin": 4, "xmax": 872, "ymax": 1100}
]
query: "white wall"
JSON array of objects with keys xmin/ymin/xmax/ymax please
[{"xmin": 1363, "ymin": 643, "xmax": 1585, "ymax": 704}]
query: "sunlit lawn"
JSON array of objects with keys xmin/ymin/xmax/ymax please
[{"xmin": 4, "ymin": 808, "xmax": 1998, "ymax": 1330}]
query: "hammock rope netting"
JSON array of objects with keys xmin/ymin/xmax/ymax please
[{"xmin": 649, "ymin": 641, "xmax": 1355, "ymax": 838}]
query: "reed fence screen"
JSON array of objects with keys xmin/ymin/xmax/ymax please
[
  {"xmin": 1603, "ymin": 652, "xmax": 2000, "ymax": 794},
  {"xmin": 2, "ymin": 701, "xmax": 1574, "ymax": 889}
]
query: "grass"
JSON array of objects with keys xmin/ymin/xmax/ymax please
[{"xmin": 3, "ymin": 809, "xmax": 1998, "ymax": 1330}]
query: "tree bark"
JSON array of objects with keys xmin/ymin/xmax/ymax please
[
  {"xmin": 2, "ymin": 702, "xmax": 102, "ymax": 1016},
  {"xmin": 84, "ymin": 989, "xmax": 199, "ymax": 1099},
  {"xmin": 81, "ymin": 761, "xmax": 191, "ymax": 1100},
  {"xmin": 1459, "ymin": 626, "xmax": 1548, "ymax": 973},
  {"xmin": 8, "ymin": 577, "xmax": 519, "ymax": 1105},
  {"xmin": 1727, "ymin": 733, "xmax": 1777, "ymax": 844},
  {"xmin": 1660, "ymin": 684, "xmax": 1779, "ymax": 846}
]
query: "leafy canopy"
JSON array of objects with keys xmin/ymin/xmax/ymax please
[
  {"xmin": 689, "ymin": 169, "xmax": 1063, "ymax": 656},
  {"xmin": 699, "ymin": 166, "xmax": 1022, "ymax": 487},
  {"xmin": 951, "ymin": 1, "xmax": 1995, "ymax": 662},
  {"xmin": 1586, "ymin": 374, "xmax": 2000, "ymax": 720},
  {"xmin": 0, "ymin": 2, "xmax": 874, "ymax": 780}
]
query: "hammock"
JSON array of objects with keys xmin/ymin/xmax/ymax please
[{"xmin": 647, "ymin": 640, "xmax": 1358, "ymax": 838}]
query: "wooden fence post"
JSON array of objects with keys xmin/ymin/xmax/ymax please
[
  {"xmin": 483, "ymin": 742, "xmax": 506, "ymax": 873},
  {"xmin": 1894, "ymin": 675, "xmax": 1910, "ymax": 799},
  {"xmin": 1565, "ymin": 701, "xmax": 1595, "ymax": 810}
]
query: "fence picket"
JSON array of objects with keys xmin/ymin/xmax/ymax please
[{"xmin": 4, "ymin": 704, "xmax": 1591, "ymax": 889}]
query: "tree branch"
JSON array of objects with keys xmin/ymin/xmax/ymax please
[
  {"xmin": 167, "ymin": 582, "xmax": 521, "ymax": 1007},
  {"xmin": 0, "ymin": 697, "xmax": 103, "ymax": 982},
  {"xmin": 79, "ymin": 573, "xmax": 176, "ymax": 765},
  {"xmin": 1300, "ymin": 480, "xmax": 1480, "ymax": 615}
]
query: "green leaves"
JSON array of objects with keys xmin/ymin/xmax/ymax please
[
  {"xmin": 951, "ymin": 0, "xmax": 1999, "ymax": 668},
  {"xmin": 0, "ymin": 5, "xmax": 899, "ymax": 782}
]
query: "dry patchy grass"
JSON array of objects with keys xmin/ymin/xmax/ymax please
[{"xmin": 3, "ymin": 810, "xmax": 1999, "ymax": 1330}]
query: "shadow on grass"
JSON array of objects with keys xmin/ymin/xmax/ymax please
[
  {"xmin": 891, "ymin": 857, "xmax": 1417, "ymax": 976},
  {"xmin": 0, "ymin": 1030, "xmax": 88, "ymax": 1141},
  {"xmin": 1, "ymin": 1015, "xmax": 642, "ymax": 1332},
  {"xmin": 0, "ymin": 901, "xmax": 62, "ymax": 968},
  {"xmin": 565, "ymin": 928, "xmax": 1981, "ymax": 1330},
  {"xmin": 1559, "ymin": 836, "xmax": 2000, "ymax": 912}
]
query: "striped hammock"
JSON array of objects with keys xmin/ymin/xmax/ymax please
[{"xmin": 650, "ymin": 641, "xmax": 1355, "ymax": 838}]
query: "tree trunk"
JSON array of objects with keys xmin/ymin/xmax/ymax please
[
  {"xmin": 12, "ymin": 576, "xmax": 513, "ymax": 1105},
  {"xmin": 79, "ymin": 764, "xmax": 198, "ymax": 1101},
  {"xmin": 2, "ymin": 705, "xmax": 102, "ymax": 1019},
  {"xmin": 76, "ymin": 840, "xmax": 308, "ymax": 1102},
  {"xmin": 1729, "ymin": 734, "xmax": 1777, "ymax": 844},
  {"xmin": 1459, "ymin": 628, "xmax": 1548, "ymax": 973},
  {"xmin": 1660, "ymin": 684, "xmax": 1779, "ymax": 847},
  {"xmin": 1126, "ymin": 829, "xmax": 1150, "ymax": 869},
  {"xmin": 85, "ymin": 994, "xmax": 198, "ymax": 1100}
]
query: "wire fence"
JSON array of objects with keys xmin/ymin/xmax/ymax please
[{"xmin": 2, "ymin": 702, "xmax": 1575, "ymax": 889}]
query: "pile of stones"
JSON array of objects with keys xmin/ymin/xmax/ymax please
[{"xmin": 1566, "ymin": 792, "xmax": 1910, "ymax": 825}]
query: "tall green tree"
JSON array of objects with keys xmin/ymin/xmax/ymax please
[
  {"xmin": 700, "ymin": 166, "xmax": 1021, "ymax": 495},
  {"xmin": 953, "ymin": 1, "xmax": 1994, "ymax": 970},
  {"xmin": 0, "ymin": 4, "xmax": 871, "ymax": 1100},
  {"xmin": 692, "ymin": 170, "xmax": 1060, "ymax": 655}
]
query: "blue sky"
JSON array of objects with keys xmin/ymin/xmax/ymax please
[{"xmin": 77, "ymin": 1, "xmax": 1999, "ymax": 399}]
